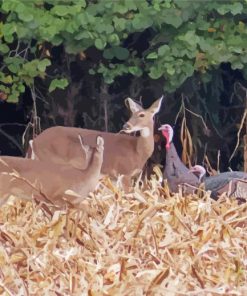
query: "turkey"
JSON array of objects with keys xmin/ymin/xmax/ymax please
[
  {"xmin": 158, "ymin": 124, "xmax": 199, "ymax": 193},
  {"xmin": 189, "ymin": 165, "xmax": 247, "ymax": 201}
]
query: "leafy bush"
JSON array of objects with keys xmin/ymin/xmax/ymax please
[{"xmin": 0, "ymin": 0, "xmax": 247, "ymax": 101}]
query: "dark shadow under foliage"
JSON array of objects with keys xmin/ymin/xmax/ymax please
[{"xmin": 1, "ymin": 45, "xmax": 246, "ymax": 175}]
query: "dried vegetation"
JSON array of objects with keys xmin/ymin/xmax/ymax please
[{"xmin": 0, "ymin": 175, "xmax": 246, "ymax": 296}]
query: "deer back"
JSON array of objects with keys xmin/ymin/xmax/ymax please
[
  {"xmin": 0, "ymin": 152, "xmax": 103, "ymax": 207},
  {"xmin": 29, "ymin": 96, "xmax": 163, "ymax": 178}
]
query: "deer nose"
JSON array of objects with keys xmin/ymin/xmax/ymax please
[{"xmin": 123, "ymin": 123, "xmax": 131, "ymax": 130}]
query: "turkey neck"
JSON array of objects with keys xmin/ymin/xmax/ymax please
[
  {"xmin": 165, "ymin": 141, "xmax": 190, "ymax": 175},
  {"xmin": 165, "ymin": 142, "xmax": 180, "ymax": 164}
]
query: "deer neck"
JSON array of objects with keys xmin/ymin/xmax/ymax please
[
  {"xmin": 136, "ymin": 122, "xmax": 154, "ymax": 158},
  {"xmin": 71, "ymin": 148, "xmax": 103, "ymax": 197}
]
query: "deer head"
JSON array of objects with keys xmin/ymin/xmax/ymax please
[{"xmin": 122, "ymin": 96, "xmax": 163, "ymax": 137}]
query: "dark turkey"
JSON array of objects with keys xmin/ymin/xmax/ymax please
[
  {"xmin": 190, "ymin": 165, "xmax": 247, "ymax": 201},
  {"xmin": 158, "ymin": 124, "xmax": 199, "ymax": 194}
]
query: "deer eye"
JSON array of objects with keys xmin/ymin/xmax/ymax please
[{"xmin": 138, "ymin": 113, "xmax": 145, "ymax": 117}]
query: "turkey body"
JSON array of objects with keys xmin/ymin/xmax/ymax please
[
  {"xmin": 164, "ymin": 143, "xmax": 199, "ymax": 193},
  {"xmin": 205, "ymin": 171, "xmax": 247, "ymax": 200},
  {"xmin": 190, "ymin": 165, "xmax": 247, "ymax": 201}
]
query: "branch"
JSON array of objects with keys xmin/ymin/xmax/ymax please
[
  {"xmin": 229, "ymin": 108, "xmax": 247, "ymax": 162},
  {"xmin": 0, "ymin": 123, "xmax": 26, "ymax": 128},
  {"xmin": 0, "ymin": 128, "xmax": 24, "ymax": 155}
]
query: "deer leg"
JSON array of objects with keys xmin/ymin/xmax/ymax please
[
  {"xmin": 121, "ymin": 175, "xmax": 133, "ymax": 192},
  {"xmin": 0, "ymin": 196, "xmax": 9, "ymax": 207}
]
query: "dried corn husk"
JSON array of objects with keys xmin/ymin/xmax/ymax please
[{"xmin": 0, "ymin": 176, "xmax": 246, "ymax": 295}]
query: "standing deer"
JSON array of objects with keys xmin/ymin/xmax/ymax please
[
  {"xmin": 27, "ymin": 96, "xmax": 163, "ymax": 188},
  {"xmin": 0, "ymin": 136, "xmax": 104, "ymax": 208}
]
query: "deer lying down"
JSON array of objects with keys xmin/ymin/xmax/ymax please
[
  {"xmin": 0, "ymin": 136, "xmax": 104, "ymax": 208},
  {"xmin": 27, "ymin": 97, "xmax": 163, "ymax": 188}
]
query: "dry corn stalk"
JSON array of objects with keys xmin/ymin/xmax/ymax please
[
  {"xmin": 244, "ymin": 135, "xmax": 247, "ymax": 172},
  {"xmin": 0, "ymin": 175, "xmax": 246, "ymax": 295},
  {"xmin": 180, "ymin": 117, "xmax": 193, "ymax": 167}
]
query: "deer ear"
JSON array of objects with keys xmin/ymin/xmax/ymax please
[
  {"xmin": 125, "ymin": 97, "xmax": 143, "ymax": 113},
  {"xmin": 96, "ymin": 136, "xmax": 104, "ymax": 147},
  {"xmin": 78, "ymin": 135, "xmax": 90, "ymax": 153},
  {"xmin": 149, "ymin": 95, "xmax": 164, "ymax": 115}
]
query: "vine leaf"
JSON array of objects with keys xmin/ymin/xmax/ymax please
[{"xmin": 49, "ymin": 78, "xmax": 69, "ymax": 93}]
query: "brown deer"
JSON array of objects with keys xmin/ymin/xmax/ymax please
[
  {"xmin": 27, "ymin": 96, "xmax": 163, "ymax": 188},
  {"xmin": 0, "ymin": 136, "xmax": 104, "ymax": 208}
]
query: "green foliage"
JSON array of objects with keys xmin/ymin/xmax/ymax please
[
  {"xmin": 103, "ymin": 46, "xmax": 129, "ymax": 60},
  {"xmin": 0, "ymin": 0, "xmax": 247, "ymax": 101},
  {"xmin": 49, "ymin": 78, "xmax": 69, "ymax": 92}
]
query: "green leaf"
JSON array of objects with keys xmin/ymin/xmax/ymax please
[
  {"xmin": 95, "ymin": 38, "xmax": 106, "ymax": 50},
  {"xmin": 240, "ymin": 54, "xmax": 247, "ymax": 64},
  {"xmin": 8, "ymin": 63, "xmax": 20, "ymax": 74},
  {"xmin": 149, "ymin": 66, "xmax": 163, "ymax": 79},
  {"xmin": 4, "ymin": 34, "xmax": 14, "ymax": 43},
  {"xmin": 15, "ymin": 3, "xmax": 25, "ymax": 13},
  {"xmin": 8, "ymin": 92, "xmax": 19, "ymax": 103},
  {"xmin": 0, "ymin": 43, "xmax": 9, "ymax": 54},
  {"xmin": 113, "ymin": 17, "xmax": 126, "ymax": 32},
  {"xmin": 75, "ymin": 13, "xmax": 88, "ymax": 26},
  {"xmin": 178, "ymin": 30, "xmax": 200, "ymax": 46},
  {"xmin": 65, "ymin": 21, "xmax": 78, "ymax": 34},
  {"xmin": 0, "ymin": 74, "xmax": 13, "ymax": 84},
  {"xmin": 95, "ymin": 23, "xmax": 106, "ymax": 34},
  {"xmin": 217, "ymin": 3, "xmax": 243, "ymax": 16},
  {"xmin": 52, "ymin": 5, "xmax": 70, "ymax": 16},
  {"xmin": 2, "ymin": 23, "xmax": 16, "ymax": 36},
  {"xmin": 52, "ymin": 35, "xmax": 63, "ymax": 46},
  {"xmin": 183, "ymin": 63, "xmax": 194, "ymax": 77},
  {"xmin": 37, "ymin": 59, "xmax": 51, "ymax": 72},
  {"xmin": 105, "ymin": 24, "xmax": 114, "ymax": 34},
  {"xmin": 147, "ymin": 52, "xmax": 158, "ymax": 59},
  {"xmin": 108, "ymin": 34, "xmax": 120, "ymax": 46},
  {"xmin": 103, "ymin": 48, "xmax": 114, "ymax": 59},
  {"xmin": 113, "ymin": 3, "xmax": 128, "ymax": 14},
  {"xmin": 104, "ymin": 75, "xmax": 114, "ymax": 84},
  {"xmin": 18, "ymin": 9, "xmax": 34, "ymax": 22},
  {"xmin": 132, "ymin": 15, "xmax": 153, "ymax": 30},
  {"xmin": 128, "ymin": 66, "xmax": 143, "ymax": 77},
  {"xmin": 2, "ymin": 1, "xmax": 17, "ymax": 12},
  {"xmin": 80, "ymin": 0, "xmax": 86, "ymax": 8},
  {"xmin": 231, "ymin": 61, "xmax": 244, "ymax": 70},
  {"xmin": 167, "ymin": 67, "xmax": 175, "ymax": 75},
  {"xmin": 49, "ymin": 78, "xmax": 69, "ymax": 92},
  {"xmin": 75, "ymin": 31, "xmax": 92, "ymax": 40},
  {"xmin": 0, "ymin": 84, "xmax": 9, "ymax": 94},
  {"xmin": 163, "ymin": 10, "xmax": 183, "ymax": 28},
  {"xmin": 16, "ymin": 26, "xmax": 30, "ymax": 38},
  {"xmin": 113, "ymin": 47, "xmax": 129, "ymax": 60},
  {"xmin": 5, "ymin": 57, "xmax": 23, "ymax": 74},
  {"xmin": 158, "ymin": 45, "xmax": 170, "ymax": 56},
  {"xmin": 17, "ymin": 83, "xmax": 25, "ymax": 93}
]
